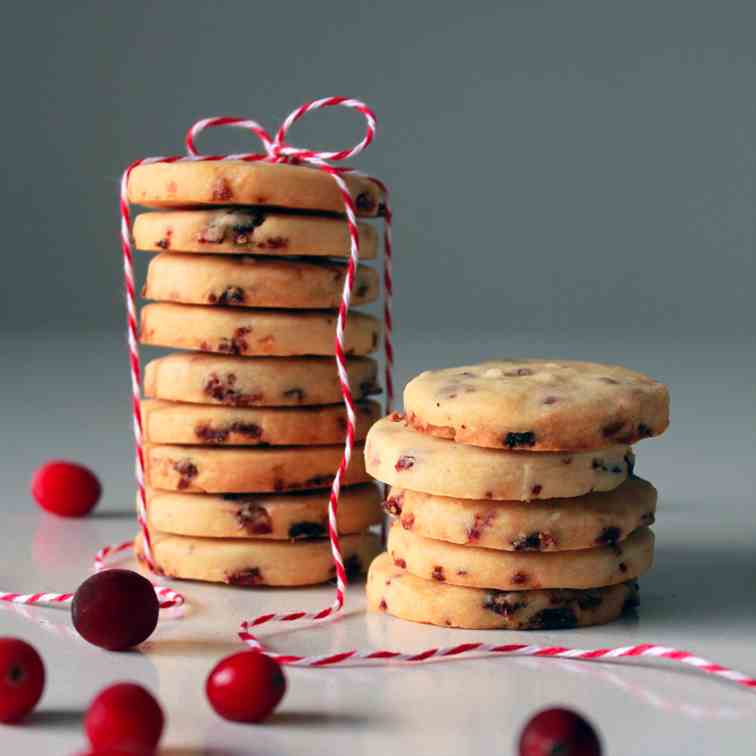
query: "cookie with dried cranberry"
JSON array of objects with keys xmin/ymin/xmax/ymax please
[
  {"xmin": 135, "ymin": 529, "xmax": 380, "ymax": 587},
  {"xmin": 140, "ymin": 303, "xmax": 379, "ymax": 357},
  {"xmin": 144, "ymin": 352, "xmax": 380, "ymax": 407},
  {"xmin": 133, "ymin": 209, "xmax": 377, "ymax": 258},
  {"xmin": 387, "ymin": 521, "xmax": 653, "ymax": 590},
  {"xmin": 367, "ymin": 553, "xmax": 639, "ymax": 630},
  {"xmin": 141, "ymin": 399, "xmax": 381, "ymax": 447},
  {"xmin": 145, "ymin": 483, "xmax": 382, "ymax": 539},
  {"xmin": 145, "ymin": 442, "xmax": 370, "ymax": 494},
  {"xmin": 385, "ymin": 477, "xmax": 656, "ymax": 552},
  {"xmin": 365, "ymin": 416, "xmax": 632, "ymax": 501},
  {"xmin": 143, "ymin": 253, "xmax": 378, "ymax": 310},
  {"xmin": 404, "ymin": 359, "xmax": 669, "ymax": 451},
  {"xmin": 128, "ymin": 160, "xmax": 382, "ymax": 215}
]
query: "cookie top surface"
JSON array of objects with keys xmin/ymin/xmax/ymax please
[
  {"xmin": 365, "ymin": 415, "xmax": 632, "ymax": 501},
  {"xmin": 404, "ymin": 359, "xmax": 670, "ymax": 451},
  {"xmin": 127, "ymin": 160, "xmax": 382, "ymax": 215}
]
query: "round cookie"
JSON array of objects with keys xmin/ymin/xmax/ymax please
[
  {"xmin": 404, "ymin": 359, "xmax": 670, "ymax": 451},
  {"xmin": 127, "ymin": 161, "xmax": 382, "ymax": 215},
  {"xmin": 135, "ymin": 530, "xmax": 381, "ymax": 587},
  {"xmin": 141, "ymin": 398, "xmax": 381, "ymax": 446},
  {"xmin": 144, "ymin": 352, "xmax": 380, "ymax": 407},
  {"xmin": 145, "ymin": 484, "xmax": 382, "ymax": 539},
  {"xmin": 385, "ymin": 477, "xmax": 656, "ymax": 552},
  {"xmin": 142, "ymin": 253, "xmax": 379, "ymax": 309},
  {"xmin": 368, "ymin": 553, "xmax": 639, "ymax": 630},
  {"xmin": 145, "ymin": 442, "xmax": 369, "ymax": 493},
  {"xmin": 387, "ymin": 521, "xmax": 654, "ymax": 590},
  {"xmin": 140, "ymin": 303, "xmax": 379, "ymax": 357},
  {"xmin": 365, "ymin": 415, "xmax": 632, "ymax": 501},
  {"xmin": 133, "ymin": 209, "xmax": 377, "ymax": 258}
]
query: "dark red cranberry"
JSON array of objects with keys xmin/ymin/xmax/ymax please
[
  {"xmin": 0, "ymin": 638, "xmax": 45, "ymax": 723},
  {"xmin": 504, "ymin": 432, "xmax": 536, "ymax": 448},
  {"xmin": 31, "ymin": 460, "xmax": 101, "ymax": 517},
  {"xmin": 394, "ymin": 455, "xmax": 415, "ymax": 471},
  {"xmin": 519, "ymin": 707, "xmax": 601, "ymax": 755},
  {"xmin": 72, "ymin": 570, "xmax": 159, "ymax": 651},
  {"xmin": 288, "ymin": 521, "xmax": 326, "ymax": 540},
  {"xmin": 601, "ymin": 420, "xmax": 625, "ymax": 438},
  {"xmin": 85, "ymin": 682, "xmax": 164, "ymax": 753},
  {"xmin": 206, "ymin": 651, "xmax": 286, "ymax": 723}
]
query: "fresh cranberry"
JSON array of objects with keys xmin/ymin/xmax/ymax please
[
  {"xmin": 85, "ymin": 682, "xmax": 164, "ymax": 753},
  {"xmin": 519, "ymin": 708, "xmax": 602, "ymax": 756},
  {"xmin": 0, "ymin": 638, "xmax": 45, "ymax": 723},
  {"xmin": 72, "ymin": 570, "xmax": 159, "ymax": 651},
  {"xmin": 31, "ymin": 460, "xmax": 101, "ymax": 517},
  {"xmin": 206, "ymin": 651, "xmax": 286, "ymax": 723}
]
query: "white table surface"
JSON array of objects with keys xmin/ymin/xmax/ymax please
[{"xmin": 1, "ymin": 332, "xmax": 754, "ymax": 755}]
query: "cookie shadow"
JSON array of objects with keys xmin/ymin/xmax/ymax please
[
  {"xmin": 641, "ymin": 541, "xmax": 756, "ymax": 627},
  {"xmin": 24, "ymin": 708, "xmax": 82, "ymax": 729},
  {"xmin": 270, "ymin": 709, "xmax": 387, "ymax": 728}
]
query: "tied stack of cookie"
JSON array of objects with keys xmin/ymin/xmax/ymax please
[
  {"xmin": 365, "ymin": 360, "xmax": 670, "ymax": 630},
  {"xmin": 126, "ymin": 160, "xmax": 385, "ymax": 586}
]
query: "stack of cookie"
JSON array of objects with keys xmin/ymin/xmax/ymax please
[
  {"xmin": 365, "ymin": 360, "xmax": 669, "ymax": 630},
  {"xmin": 126, "ymin": 160, "xmax": 385, "ymax": 586}
]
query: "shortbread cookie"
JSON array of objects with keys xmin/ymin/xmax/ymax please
[
  {"xmin": 140, "ymin": 303, "xmax": 379, "ymax": 357},
  {"xmin": 404, "ymin": 359, "xmax": 670, "ymax": 451},
  {"xmin": 385, "ymin": 477, "xmax": 656, "ymax": 552},
  {"xmin": 135, "ymin": 530, "xmax": 381, "ymax": 586},
  {"xmin": 368, "ymin": 553, "xmax": 639, "ymax": 630},
  {"xmin": 145, "ymin": 484, "xmax": 382, "ymax": 539},
  {"xmin": 127, "ymin": 161, "xmax": 382, "ymax": 216},
  {"xmin": 144, "ymin": 353, "xmax": 381, "ymax": 407},
  {"xmin": 145, "ymin": 443, "xmax": 369, "ymax": 493},
  {"xmin": 387, "ymin": 521, "xmax": 653, "ymax": 590},
  {"xmin": 365, "ymin": 416, "xmax": 632, "ymax": 501},
  {"xmin": 142, "ymin": 399, "xmax": 381, "ymax": 446},
  {"xmin": 142, "ymin": 253, "xmax": 379, "ymax": 309},
  {"xmin": 133, "ymin": 209, "xmax": 377, "ymax": 258}
]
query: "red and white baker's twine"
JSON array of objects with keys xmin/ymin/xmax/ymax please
[{"xmin": 1, "ymin": 99, "xmax": 754, "ymax": 696}]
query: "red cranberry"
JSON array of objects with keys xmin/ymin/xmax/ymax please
[
  {"xmin": 31, "ymin": 460, "xmax": 101, "ymax": 517},
  {"xmin": 0, "ymin": 638, "xmax": 45, "ymax": 723},
  {"xmin": 85, "ymin": 682, "xmax": 164, "ymax": 753},
  {"xmin": 206, "ymin": 651, "xmax": 286, "ymax": 723},
  {"xmin": 72, "ymin": 570, "xmax": 159, "ymax": 651},
  {"xmin": 519, "ymin": 708, "xmax": 602, "ymax": 756}
]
